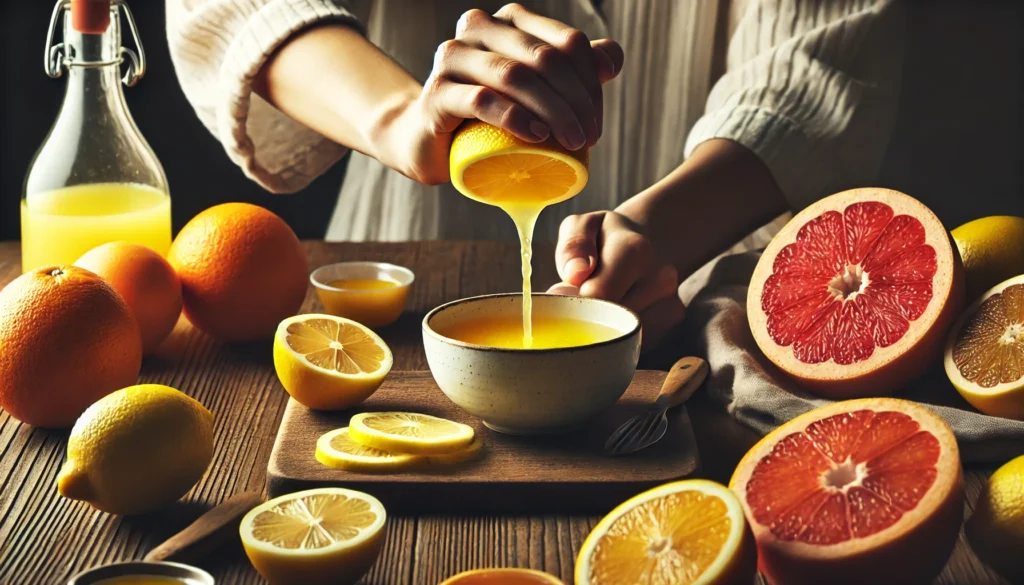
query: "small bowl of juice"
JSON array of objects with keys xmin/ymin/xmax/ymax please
[
  {"xmin": 310, "ymin": 261, "xmax": 415, "ymax": 328},
  {"xmin": 67, "ymin": 561, "xmax": 214, "ymax": 585},
  {"xmin": 440, "ymin": 568, "xmax": 565, "ymax": 585},
  {"xmin": 423, "ymin": 293, "xmax": 640, "ymax": 435}
]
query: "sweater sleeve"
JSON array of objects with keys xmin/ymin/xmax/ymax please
[
  {"xmin": 684, "ymin": 0, "xmax": 907, "ymax": 210},
  {"xmin": 166, "ymin": 0, "xmax": 363, "ymax": 194}
]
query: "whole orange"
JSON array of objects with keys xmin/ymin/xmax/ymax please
[
  {"xmin": 168, "ymin": 203, "xmax": 308, "ymax": 342},
  {"xmin": 75, "ymin": 242, "xmax": 183, "ymax": 354},
  {"xmin": 0, "ymin": 266, "xmax": 142, "ymax": 428}
]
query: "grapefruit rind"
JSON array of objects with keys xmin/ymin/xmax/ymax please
[
  {"xmin": 729, "ymin": 398, "xmax": 963, "ymax": 585},
  {"xmin": 574, "ymin": 479, "xmax": 754, "ymax": 585},
  {"xmin": 943, "ymin": 274, "xmax": 1024, "ymax": 419},
  {"xmin": 747, "ymin": 188, "xmax": 963, "ymax": 396}
]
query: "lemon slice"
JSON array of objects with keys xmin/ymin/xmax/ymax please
[
  {"xmin": 575, "ymin": 480, "xmax": 756, "ymax": 585},
  {"xmin": 349, "ymin": 412, "xmax": 475, "ymax": 455},
  {"xmin": 315, "ymin": 427, "xmax": 422, "ymax": 472},
  {"xmin": 240, "ymin": 487, "xmax": 386, "ymax": 585},
  {"xmin": 273, "ymin": 314, "xmax": 393, "ymax": 411},
  {"xmin": 944, "ymin": 274, "xmax": 1024, "ymax": 419},
  {"xmin": 450, "ymin": 121, "xmax": 589, "ymax": 207},
  {"xmin": 426, "ymin": 437, "xmax": 485, "ymax": 466}
]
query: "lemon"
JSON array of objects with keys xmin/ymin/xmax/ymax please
[
  {"xmin": 425, "ymin": 436, "xmax": 484, "ymax": 465},
  {"xmin": 944, "ymin": 274, "xmax": 1024, "ymax": 419},
  {"xmin": 449, "ymin": 121, "xmax": 589, "ymax": 207},
  {"xmin": 57, "ymin": 384, "xmax": 213, "ymax": 515},
  {"xmin": 966, "ymin": 455, "xmax": 1024, "ymax": 583},
  {"xmin": 951, "ymin": 215, "xmax": 1024, "ymax": 301},
  {"xmin": 349, "ymin": 412, "xmax": 475, "ymax": 455},
  {"xmin": 273, "ymin": 314, "xmax": 393, "ymax": 410},
  {"xmin": 240, "ymin": 487, "xmax": 386, "ymax": 585},
  {"xmin": 575, "ymin": 480, "xmax": 756, "ymax": 585},
  {"xmin": 315, "ymin": 427, "xmax": 422, "ymax": 472}
]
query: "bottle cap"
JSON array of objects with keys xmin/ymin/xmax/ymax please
[{"xmin": 71, "ymin": 0, "xmax": 112, "ymax": 34}]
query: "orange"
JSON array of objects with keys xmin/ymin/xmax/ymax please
[
  {"xmin": 0, "ymin": 265, "xmax": 142, "ymax": 428},
  {"xmin": 168, "ymin": 203, "xmax": 308, "ymax": 342},
  {"xmin": 75, "ymin": 242, "xmax": 183, "ymax": 354}
]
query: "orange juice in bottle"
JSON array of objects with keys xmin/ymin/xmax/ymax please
[{"xmin": 22, "ymin": 0, "xmax": 170, "ymax": 272}]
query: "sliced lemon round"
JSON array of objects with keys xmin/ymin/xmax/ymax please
[
  {"xmin": 349, "ymin": 412, "xmax": 475, "ymax": 455},
  {"xmin": 450, "ymin": 121, "xmax": 589, "ymax": 208},
  {"xmin": 575, "ymin": 479, "xmax": 756, "ymax": 585},
  {"xmin": 944, "ymin": 274, "xmax": 1024, "ymax": 419},
  {"xmin": 315, "ymin": 427, "xmax": 422, "ymax": 472},
  {"xmin": 240, "ymin": 487, "xmax": 386, "ymax": 585},
  {"xmin": 426, "ymin": 437, "xmax": 485, "ymax": 466},
  {"xmin": 273, "ymin": 314, "xmax": 393, "ymax": 411}
]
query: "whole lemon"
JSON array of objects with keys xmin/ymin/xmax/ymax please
[
  {"xmin": 966, "ymin": 455, "xmax": 1024, "ymax": 582},
  {"xmin": 57, "ymin": 384, "xmax": 214, "ymax": 515},
  {"xmin": 951, "ymin": 216, "xmax": 1024, "ymax": 301}
]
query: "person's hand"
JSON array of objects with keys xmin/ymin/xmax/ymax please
[
  {"xmin": 375, "ymin": 3, "xmax": 624, "ymax": 185},
  {"xmin": 547, "ymin": 211, "xmax": 686, "ymax": 351}
]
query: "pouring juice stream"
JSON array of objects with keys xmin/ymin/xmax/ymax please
[{"xmin": 450, "ymin": 122, "xmax": 590, "ymax": 348}]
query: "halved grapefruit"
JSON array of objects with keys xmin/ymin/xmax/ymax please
[
  {"xmin": 730, "ymin": 398, "xmax": 963, "ymax": 585},
  {"xmin": 748, "ymin": 188, "xmax": 964, "ymax": 397}
]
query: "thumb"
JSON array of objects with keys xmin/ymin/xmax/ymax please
[
  {"xmin": 556, "ymin": 213, "xmax": 603, "ymax": 287},
  {"xmin": 591, "ymin": 39, "xmax": 624, "ymax": 83}
]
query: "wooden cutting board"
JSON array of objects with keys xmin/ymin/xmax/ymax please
[{"xmin": 267, "ymin": 371, "xmax": 699, "ymax": 514}]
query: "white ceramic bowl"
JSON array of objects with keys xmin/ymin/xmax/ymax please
[{"xmin": 423, "ymin": 294, "xmax": 641, "ymax": 434}]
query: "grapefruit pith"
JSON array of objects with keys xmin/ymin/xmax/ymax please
[
  {"xmin": 748, "ymin": 188, "xmax": 964, "ymax": 397},
  {"xmin": 730, "ymin": 398, "xmax": 963, "ymax": 585}
]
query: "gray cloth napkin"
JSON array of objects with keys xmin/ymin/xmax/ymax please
[{"xmin": 678, "ymin": 248, "xmax": 1024, "ymax": 465}]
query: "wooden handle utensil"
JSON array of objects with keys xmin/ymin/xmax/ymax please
[
  {"xmin": 144, "ymin": 491, "xmax": 263, "ymax": 564},
  {"xmin": 658, "ymin": 356, "xmax": 709, "ymax": 409}
]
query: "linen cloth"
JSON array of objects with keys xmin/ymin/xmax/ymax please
[{"xmin": 677, "ymin": 221, "xmax": 1024, "ymax": 465}]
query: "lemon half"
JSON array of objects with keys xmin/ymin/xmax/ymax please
[
  {"xmin": 273, "ymin": 314, "xmax": 393, "ymax": 410},
  {"xmin": 240, "ymin": 487, "xmax": 386, "ymax": 585}
]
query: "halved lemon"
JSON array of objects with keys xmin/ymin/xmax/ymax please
[
  {"xmin": 450, "ymin": 121, "xmax": 589, "ymax": 207},
  {"xmin": 273, "ymin": 314, "xmax": 393, "ymax": 411},
  {"xmin": 315, "ymin": 427, "xmax": 422, "ymax": 472},
  {"xmin": 575, "ymin": 480, "xmax": 756, "ymax": 585},
  {"xmin": 240, "ymin": 487, "xmax": 386, "ymax": 585},
  {"xmin": 945, "ymin": 274, "xmax": 1024, "ymax": 419},
  {"xmin": 349, "ymin": 412, "xmax": 475, "ymax": 455}
]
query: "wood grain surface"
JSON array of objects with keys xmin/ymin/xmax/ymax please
[
  {"xmin": 0, "ymin": 241, "xmax": 1009, "ymax": 585},
  {"xmin": 268, "ymin": 371, "xmax": 698, "ymax": 513}
]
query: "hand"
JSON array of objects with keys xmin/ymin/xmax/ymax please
[
  {"xmin": 374, "ymin": 3, "xmax": 624, "ymax": 184},
  {"xmin": 547, "ymin": 211, "xmax": 686, "ymax": 351}
]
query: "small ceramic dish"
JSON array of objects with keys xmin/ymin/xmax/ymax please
[
  {"xmin": 67, "ymin": 561, "xmax": 214, "ymax": 585},
  {"xmin": 423, "ymin": 293, "xmax": 641, "ymax": 435},
  {"xmin": 440, "ymin": 567, "xmax": 565, "ymax": 585},
  {"xmin": 310, "ymin": 261, "xmax": 414, "ymax": 328}
]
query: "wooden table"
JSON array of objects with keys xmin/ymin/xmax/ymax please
[{"xmin": 0, "ymin": 241, "xmax": 1009, "ymax": 585}]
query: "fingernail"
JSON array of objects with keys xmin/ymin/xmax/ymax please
[
  {"xmin": 529, "ymin": 121, "xmax": 550, "ymax": 140},
  {"xmin": 563, "ymin": 256, "xmax": 591, "ymax": 277},
  {"xmin": 563, "ymin": 123, "xmax": 586, "ymax": 150},
  {"xmin": 595, "ymin": 48, "xmax": 615, "ymax": 77}
]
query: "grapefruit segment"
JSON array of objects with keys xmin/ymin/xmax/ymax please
[
  {"xmin": 731, "ymin": 398, "xmax": 963, "ymax": 585},
  {"xmin": 748, "ymin": 188, "xmax": 964, "ymax": 397}
]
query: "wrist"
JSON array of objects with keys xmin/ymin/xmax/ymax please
[{"xmin": 362, "ymin": 87, "xmax": 421, "ymax": 170}]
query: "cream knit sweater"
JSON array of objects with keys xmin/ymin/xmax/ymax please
[{"xmin": 166, "ymin": 0, "xmax": 1022, "ymax": 241}]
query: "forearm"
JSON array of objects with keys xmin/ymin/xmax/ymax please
[
  {"xmin": 617, "ymin": 139, "xmax": 789, "ymax": 279},
  {"xmin": 254, "ymin": 23, "xmax": 421, "ymax": 165}
]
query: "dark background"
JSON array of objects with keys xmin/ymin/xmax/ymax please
[{"xmin": 0, "ymin": 1, "xmax": 346, "ymax": 241}]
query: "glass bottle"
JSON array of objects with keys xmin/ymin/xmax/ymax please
[{"xmin": 21, "ymin": 0, "xmax": 170, "ymax": 272}]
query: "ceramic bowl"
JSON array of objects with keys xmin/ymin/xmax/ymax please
[
  {"xmin": 67, "ymin": 561, "xmax": 214, "ymax": 584},
  {"xmin": 439, "ymin": 567, "xmax": 565, "ymax": 585},
  {"xmin": 310, "ymin": 261, "xmax": 414, "ymax": 328},
  {"xmin": 423, "ymin": 294, "xmax": 641, "ymax": 434}
]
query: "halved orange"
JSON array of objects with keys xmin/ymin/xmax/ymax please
[
  {"xmin": 575, "ymin": 480, "xmax": 756, "ymax": 585},
  {"xmin": 449, "ymin": 121, "xmax": 588, "ymax": 208}
]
